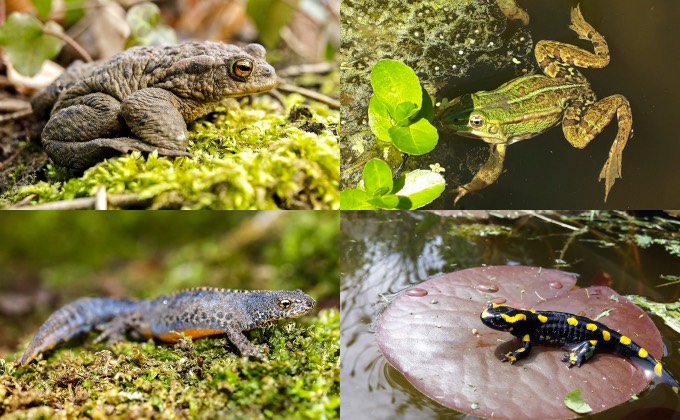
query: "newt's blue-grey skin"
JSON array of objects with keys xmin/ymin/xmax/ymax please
[{"xmin": 20, "ymin": 288, "xmax": 315, "ymax": 366}]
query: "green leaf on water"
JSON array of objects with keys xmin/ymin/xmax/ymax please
[
  {"xmin": 340, "ymin": 189, "xmax": 376, "ymax": 210},
  {"xmin": 370, "ymin": 59, "xmax": 422, "ymax": 110},
  {"xmin": 394, "ymin": 170, "xmax": 446, "ymax": 209},
  {"xmin": 388, "ymin": 118, "xmax": 438, "ymax": 155},
  {"xmin": 393, "ymin": 102, "xmax": 418, "ymax": 126},
  {"xmin": 368, "ymin": 96, "xmax": 394, "ymax": 143},
  {"xmin": 564, "ymin": 389, "xmax": 592, "ymax": 414},
  {"xmin": 363, "ymin": 159, "xmax": 393, "ymax": 197},
  {"xmin": 367, "ymin": 194, "xmax": 400, "ymax": 209}
]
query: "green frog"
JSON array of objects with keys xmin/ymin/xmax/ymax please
[{"xmin": 436, "ymin": 5, "xmax": 632, "ymax": 204}]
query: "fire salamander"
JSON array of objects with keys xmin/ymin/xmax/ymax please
[{"xmin": 481, "ymin": 302, "xmax": 680, "ymax": 394}]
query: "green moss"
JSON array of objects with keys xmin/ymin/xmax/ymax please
[
  {"xmin": 1, "ymin": 96, "xmax": 339, "ymax": 209},
  {"xmin": 1, "ymin": 309, "xmax": 339, "ymax": 418}
]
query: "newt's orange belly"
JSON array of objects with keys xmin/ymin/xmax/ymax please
[{"xmin": 152, "ymin": 328, "xmax": 225, "ymax": 343}]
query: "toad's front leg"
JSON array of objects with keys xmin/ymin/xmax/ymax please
[
  {"xmin": 562, "ymin": 94, "xmax": 632, "ymax": 201},
  {"xmin": 454, "ymin": 143, "xmax": 507, "ymax": 205},
  {"xmin": 120, "ymin": 88, "xmax": 196, "ymax": 152}
]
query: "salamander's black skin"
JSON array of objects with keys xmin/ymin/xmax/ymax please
[{"xmin": 480, "ymin": 302, "xmax": 680, "ymax": 394}]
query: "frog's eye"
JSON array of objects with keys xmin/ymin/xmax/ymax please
[
  {"xmin": 231, "ymin": 59, "xmax": 254, "ymax": 81},
  {"xmin": 279, "ymin": 299, "xmax": 292, "ymax": 309},
  {"xmin": 469, "ymin": 114, "xmax": 485, "ymax": 128}
]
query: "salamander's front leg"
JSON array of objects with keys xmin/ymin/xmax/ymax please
[
  {"xmin": 502, "ymin": 333, "xmax": 532, "ymax": 364},
  {"xmin": 562, "ymin": 340, "xmax": 597, "ymax": 368}
]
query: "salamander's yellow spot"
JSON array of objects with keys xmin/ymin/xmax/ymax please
[
  {"xmin": 516, "ymin": 348, "xmax": 525, "ymax": 353},
  {"xmin": 522, "ymin": 334, "xmax": 530, "ymax": 342},
  {"xmin": 589, "ymin": 340, "xmax": 598, "ymax": 346},
  {"xmin": 501, "ymin": 313, "xmax": 527, "ymax": 323},
  {"xmin": 619, "ymin": 335, "xmax": 631, "ymax": 345},
  {"xmin": 638, "ymin": 348, "xmax": 648, "ymax": 358},
  {"xmin": 602, "ymin": 330, "xmax": 611, "ymax": 341},
  {"xmin": 537, "ymin": 314, "xmax": 548, "ymax": 323},
  {"xmin": 673, "ymin": 386, "xmax": 678, "ymax": 394},
  {"xmin": 567, "ymin": 317, "xmax": 578, "ymax": 326},
  {"xmin": 654, "ymin": 361, "xmax": 663, "ymax": 377},
  {"xmin": 586, "ymin": 323, "xmax": 597, "ymax": 331}
]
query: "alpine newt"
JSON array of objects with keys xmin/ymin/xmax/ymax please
[
  {"xmin": 19, "ymin": 288, "xmax": 315, "ymax": 366},
  {"xmin": 481, "ymin": 302, "xmax": 679, "ymax": 394}
]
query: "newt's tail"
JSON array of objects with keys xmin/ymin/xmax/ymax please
[{"xmin": 19, "ymin": 297, "xmax": 138, "ymax": 366}]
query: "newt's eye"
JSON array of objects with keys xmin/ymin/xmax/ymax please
[
  {"xmin": 279, "ymin": 299, "xmax": 292, "ymax": 309},
  {"xmin": 232, "ymin": 59, "xmax": 254, "ymax": 80}
]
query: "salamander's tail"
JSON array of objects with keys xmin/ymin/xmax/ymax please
[
  {"xmin": 631, "ymin": 353, "xmax": 680, "ymax": 395},
  {"xmin": 19, "ymin": 297, "xmax": 137, "ymax": 366}
]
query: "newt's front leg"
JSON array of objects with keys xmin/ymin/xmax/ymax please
[{"xmin": 454, "ymin": 143, "xmax": 507, "ymax": 205}]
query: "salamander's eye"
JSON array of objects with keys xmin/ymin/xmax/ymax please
[
  {"xmin": 279, "ymin": 299, "xmax": 292, "ymax": 309},
  {"xmin": 231, "ymin": 58, "xmax": 254, "ymax": 80}
]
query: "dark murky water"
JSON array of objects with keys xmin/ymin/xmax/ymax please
[
  {"xmin": 340, "ymin": 211, "xmax": 680, "ymax": 419},
  {"xmin": 341, "ymin": 0, "xmax": 680, "ymax": 208},
  {"xmin": 426, "ymin": 0, "xmax": 680, "ymax": 209}
]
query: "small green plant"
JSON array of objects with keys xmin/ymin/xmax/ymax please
[
  {"xmin": 341, "ymin": 59, "xmax": 445, "ymax": 210},
  {"xmin": 0, "ymin": 13, "xmax": 64, "ymax": 76},
  {"xmin": 368, "ymin": 59, "xmax": 438, "ymax": 154},
  {"xmin": 340, "ymin": 158, "xmax": 445, "ymax": 210}
]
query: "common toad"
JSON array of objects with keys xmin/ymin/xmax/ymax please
[{"xmin": 32, "ymin": 42, "xmax": 278, "ymax": 169}]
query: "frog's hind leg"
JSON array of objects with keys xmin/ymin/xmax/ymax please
[
  {"xmin": 562, "ymin": 95, "xmax": 632, "ymax": 201},
  {"xmin": 535, "ymin": 5, "xmax": 610, "ymax": 80}
]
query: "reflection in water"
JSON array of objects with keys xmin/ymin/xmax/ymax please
[{"xmin": 340, "ymin": 211, "xmax": 680, "ymax": 419}]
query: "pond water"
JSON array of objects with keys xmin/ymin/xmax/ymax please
[
  {"xmin": 340, "ymin": 0, "xmax": 680, "ymax": 209},
  {"xmin": 424, "ymin": 0, "xmax": 680, "ymax": 209},
  {"xmin": 340, "ymin": 211, "xmax": 680, "ymax": 419}
]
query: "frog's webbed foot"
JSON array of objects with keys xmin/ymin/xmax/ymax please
[
  {"xmin": 569, "ymin": 5, "xmax": 597, "ymax": 42},
  {"xmin": 599, "ymin": 98, "xmax": 632, "ymax": 201},
  {"xmin": 454, "ymin": 143, "xmax": 507, "ymax": 205}
]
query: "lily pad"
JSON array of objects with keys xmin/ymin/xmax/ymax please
[{"xmin": 376, "ymin": 266, "xmax": 665, "ymax": 419}]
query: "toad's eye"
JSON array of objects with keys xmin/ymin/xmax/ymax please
[
  {"xmin": 469, "ymin": 114, "xmax": 485, "ymax": 128},
  {"xmin": 232, "ymin": 59, "xmax": 254, "ymax": 80},
  {"xmin": 279, "ymin": 299, "xmax": 292, "ymax": 309}
]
